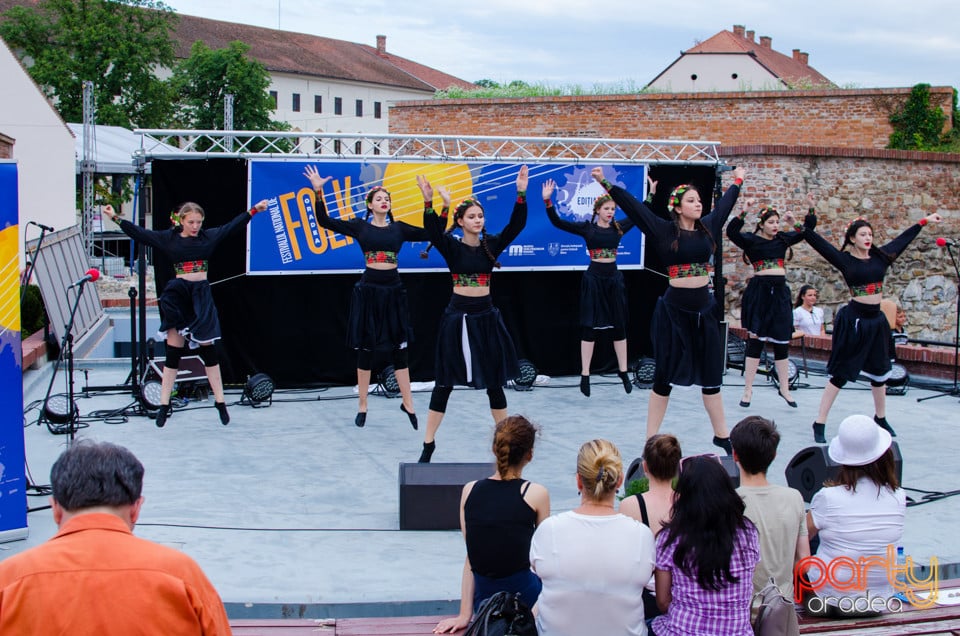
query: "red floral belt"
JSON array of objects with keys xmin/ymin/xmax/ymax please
[
  {"xmin": 752, "ymin": 258, "xmax": 785, "ymax": 272},
  {"xmin": 452, "ymin": 273, "xmax": 490, "ymax": 287},
  {"xmin": 850, "ymin": 281, "xmax": 883, "ymax": 296},
  {"xmin": 667, "ymin": 262, "xmax": 711, "ymax": 279},
  {"xmin": 588, "ymin": 248, "xmax": 618, "ymax": 260},
  {"xmin": 365, "ymin": 250, "xmax": 398, "ymax": 265},
  {"xmin": 174, "ymin": 260, "xmax": 208, "ymax": 274}
]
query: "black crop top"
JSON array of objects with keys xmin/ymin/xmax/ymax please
[
  {"xmin": 312, "ymin": 191, "xmax": 428, "ymax": 264},
  {"xmin": 603, "ymin": 182, "xmax": 741, "ymax": 275},
  {"xmin": 726, "ymin": 216, "xmax": 806, "ymax": 270},
  {"xmin": 544, "ymin": 201, "xmax": 637, "ymax": 259},
  {"xmin": 804, "ymin": 222, "xmax": 923, "ymax": 297},
  {"xmin": 116, "ymin": 212, "xmax": 251, "ymax": 265},
  {"xmin": 463, "ymin": 479, "xmax": 537, "ymax": 578},
  {"xmin": 423, "ymin": 197, "xmax": 527, "ymax": 278}
]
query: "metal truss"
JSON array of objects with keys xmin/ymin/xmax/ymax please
[{"xmin": 134, "ymin": 130, "xmax": 722, "ymax": 165}]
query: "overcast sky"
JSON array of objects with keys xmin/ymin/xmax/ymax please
[{"xmin": 168, "ymin": 0, "xmax": 958, "ymax": 90}]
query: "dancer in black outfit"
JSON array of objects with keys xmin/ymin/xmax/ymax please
[
  {"xmin": 415, "ymin": 167, "xmax": 528, "ymax": 462},
  {"xmin": 592, "ymin": 166, "xmax": 746, "ymax": 454},
  {"xmin": 103, "ymin": 200, "xmax": 268, "ymax": 427},
  {"xmin": 804, "ymin": 206, "xmax": 942, "ymax": 443},
  {"xmin": 542, "ymin": 179, "xmax": 635, "ymax": 397},
  {"xmin": 305, "ymin": 165, "xmax": 426, "ymax": 429},
  {"xmin": 727, "ymin": 193, "xmax": 815, "ymax": 409}
]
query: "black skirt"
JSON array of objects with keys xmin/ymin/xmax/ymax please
[
  {"xmin": 580, "ymin": 261, "xmax": 628, "ymax": 330},
  {"xmin": 828, "ymin": 300, "xmax": 892, "ymax": 382},
  {"xmin": 346, "ymin": 268, "xmax": 412, "ymax": 351},
  {"xmin": 650, "ymin": 286, "xmax": 724, "ymax": 388},
  {"xmin": 434, "ymin": 295, "xmax": 520, "ymax": 390},
  {"xmin": 159, "ymin": 278, "xmax": 220, "ymax": 345},
  {"xmin": 741, "ymin": 275, "xmax": 793, "ymax": 343}
]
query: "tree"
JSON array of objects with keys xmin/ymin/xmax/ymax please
[
  {"xmin": 0, "ymin": 0, "xmax": 178, "ymax": 127},
  {"xmin": 888, "ymin": 83, "xmax": 947, "ymax": 151}
]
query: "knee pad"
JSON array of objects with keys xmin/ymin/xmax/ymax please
[
  {"xmin": 164, "ymin": 344, "xmax": 186, "ymax": 369},
  {"xmin": 652, "ymin": 382, "xmax": 672, "ymax": 397},
  {"xmin": 580, "ymin": 327, "xmax": 596, "ymax": 342},
  {"xmin": 486, "ymin": 386, "xmax": 507, "ymax": 411},
  {"xmin": 870, "ymin": 379, "xmax": 886, "ymax": 388},
  {"xmin": 198, "ymin": 344, "xmax": 219, "ymax": 367},
  {"xmin": 745, "ymin": 338, "xmax": 764, "ymax": 359},
  {"xmin": 829, "ymin": 376, "xmax": 848, "ymax": 389},
  {"xmin": 429, "ymin": 385, "xmax": 453, "ymax": 413},
  {"xmin": 356, "ymin": 349, "xmax": 373, "ymax": 371},
  {"xmin": 391, "ymin": 348, "xmax": 409, "ymax": 371},
  {"xmin": 610, "ymin": 326, "xmax": 626, "ymax": 341},
  {"xmin": 701, "ymin": 386, "xmax": 721, "ymax": 396},
  {"xmin": 773, "ymin": 343, "xmax": 790, "ymax": 360}
]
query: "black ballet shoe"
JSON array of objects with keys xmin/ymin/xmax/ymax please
[
  {"xmin": 713, "ymin": 436, "xmax": 733, "ymax": 455},
  {"xmin": 874, "ymin": 415, "xmax": 897, "ymax": 437},
  {"xmin": 155, "ymin": 404, "xmax": 170, "ymax": 428},
  {"xmin": 778, "ymin": 390, "xmax": 798, "ymax": 408},
  {"xmin": 813, "ymin": 422, "xmax": 827, "ymax": 444},
  {"xmin": 401, "ymin": 403, "xmax": 418, "ymax": 430},
  {"xmin": 418, "ymin": 440, "xmax": 436, "ymax": 463},
  {"xmin": 355, "ymin": 412, "xmax": 367, "ymax": 428},
  {"xmin": 579, "ymin": 375, "xmax": 591, "ymax": 397},
  {"xmin": 618, "ymin": 371, "xmax": 633, "ymax": 394},
  {"xmin": 215, "ymin": 402, "xmax": 230, "ymax": 425},
  {"xmin": 739, "ymin": 389, "xmax": 751, "ymax": 407}
]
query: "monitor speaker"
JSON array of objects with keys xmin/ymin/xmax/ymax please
[
  {"xmin": 784, "ymin": 442, "xmax": 902, "ymax": 503},
  {"xmin": 398, "ymin": 462, "xmax": 494, "ymax": 530}
]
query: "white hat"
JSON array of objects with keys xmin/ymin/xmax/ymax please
[{"xmin": 828, "ymin": 414, "xmax": 892, "ymax": 467}]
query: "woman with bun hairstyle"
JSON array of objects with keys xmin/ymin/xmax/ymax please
[
  {"xmin": 434, "ymin": 415, "xmax": 550, "ymax": 634},
  {"xmin": 102, "ymin": 200, "xmax": 267, "ymax": 428},
  {"xmin": 415, "ymin": 168, "xmax": 528, "ymax": 463},
  {"xmin": 542, "ymin": 178, "xmax": 636, "ymax": 397},
  {"xmin": 304, "ymin": 166, "xmax": 427, "ymax": 430},
  {"xmin": 803, "ymin": 205, "xmax": 942, "ymax": 443},
  {"xmin": 727, "ymin": 194, "xmax": 815, "ymax": 409}
]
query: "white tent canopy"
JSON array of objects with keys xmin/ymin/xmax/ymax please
[{"xmin": 67, "ymin": 123, "xmax": 185, "ymax": 174}]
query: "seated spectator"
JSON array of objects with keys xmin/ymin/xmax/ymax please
[
  {"xmin": 530, "ymin": 439, "xmax": 655, "ymax": 635},
  {"xmin": 731, "ymin": 416, "xmax": 808, "ymax": 635},
  {"xmin": 434, "ymin": 416, "xmax": 549, "ymax": 634},
  {"xmin": 803, "ymin": 414, "xmax": 905, "ymax": 618},
  {"xmin": 792, "ymin": 285, "xmax": 826, "ymax": 337},
  {"xmin": 620, "ymin": 434, "xmax": 682, "ymax": 620},
  {"xmin": 0, "ymin": 440, "xmax": 231, "ymax": 634},
  {"xmin": 651, "ymin": 455, "xmax": 759, "ymax": 636},
  {"xmin": 892, "ymin": 306, "xmax": 909, "ymax": 346}
]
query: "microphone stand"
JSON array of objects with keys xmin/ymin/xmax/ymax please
[
  {"xmin": 37, "ymin": 279, "xmax": 90, "ymax": 439},
  {"xmin": 917, "ymin": 241, "xmax": 960, "ymax": 402}
]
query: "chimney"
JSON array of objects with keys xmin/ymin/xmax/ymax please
[
  {"xmin": 746, "ymin": 30, "xmax": 755, "ymax": 42},
  {"xmin": 732, "ymin": 24, "xmax": 745, "ymax": 37},
  {"xmin": 792, "ymin": 48, "xmax": 801, "ymax": 61},
  {"xmin": 800, "ymin": 52, "xmax": 809, "ymax": 65},
  {"xmin": 759, "ymin": 35, "xmax": 772, "ymax": 48},
  {"xmin": 376, "ymin": 35, "xmax": 386, "ymax": 54}
]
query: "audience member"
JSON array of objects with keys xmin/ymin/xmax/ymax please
[
  {"xmin": 530, "ymin": 439, "xmax": 655, "ymax": 635},
  {"xmin": 792, "ymin": 285, "xmax": 825, "ymax": 337},
  {"xmin": 731, "ymin": 416, "xmax": 808, "ymax": 634},
  {"xmin": 0, "ymin": 440, "xmax": 231, "ymax": 634},
  {"xmin": 434, "ymin": 416, "xmax": 549, "ymax": 634}
]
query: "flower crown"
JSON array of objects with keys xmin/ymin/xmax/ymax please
[
  {"xmin": 365, "ymin": 186, "xmax": 390, "ymax": 206},
  {"xmin": 846, "ymin": 216, "xmax": 869, "ymax": 234},
  {"xmin": 456, "ymin": 198, "xmax": 483, "ymax": 216},
  {"xmin": 758, "ymin": 206, "xmax": 779, "ymax": 221},
  {"xmin": 593, "ymin": 194, "xmax": 613, "ymax": 213},
  {"xmin": 169, "ymin": 210, "xmax": 180, "ymax": 227},
  {"xmin": 669, "ymin": 184, "xmax": 694, "ymax": 209}
]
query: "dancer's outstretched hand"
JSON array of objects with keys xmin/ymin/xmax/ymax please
[
  {"xmin": 542, "ymin": 179, "xmax": 556, "ymax": 200},
  {"xmin": 303, "ymin": 165, "xmax": 331, "ymax": 190},
  {"xmin": 516, "ymin": 165, "xmax": 529, "ymax": 192},
  {"xmin": 416, "ymin": 175, "xmax": 433, "ymax": 202}
]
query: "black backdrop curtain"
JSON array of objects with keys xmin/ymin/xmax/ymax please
[{"xmin": 149, "ymin": 159, "xmax": 717, "ymax": 387}]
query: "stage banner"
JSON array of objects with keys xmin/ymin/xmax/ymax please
[
  {"xmin": 247, "ymin": 160, "xmax": 646, "ymax": 274},
  {"xmin": 0, "ymin": 160, "xmax": 28, "ymax": 542}
]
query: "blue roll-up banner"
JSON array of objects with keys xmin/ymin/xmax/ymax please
[
  {"xmin": 0, "ymin": 160, "xmax": 28, "ymax": 543},
  {"xmin": 247, "ymin": 160, "xmax": 646, "ymax": 275}
]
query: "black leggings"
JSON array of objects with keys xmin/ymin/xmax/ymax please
[
  {"xmin": 652, "ymin": 383, "xmax": 720, "ymax": 397},
  {"xmin": 581, "ymin": 326, "xmax": 627, "ymax": 341},
  {"xmin": 429, "ymin": 385, "xmax": 507, "ymax": 412},
  {"xmin": 745, "ymin": 338, "xmax": 789, "ymax": 360},
  {"xmin": 356, "ymin": 348, "xmax": 409, "ymax": 372}
]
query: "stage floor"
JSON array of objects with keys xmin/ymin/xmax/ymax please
[{"xmin": 15, "ymin": 357, "xmax": 960, "ymax": 619}]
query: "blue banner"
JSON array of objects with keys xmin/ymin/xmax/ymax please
[{"xmin": 247, "ymin": 160, "xmax": 646, "ymax": 274}]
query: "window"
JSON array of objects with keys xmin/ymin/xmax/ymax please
[
  {"xmin": 355, "ymin": 99, "xmax": 363, "ymax": 117},
  {"xmin": 269, "ymin": 91, "xmax": 278, "ymax": 109},
  {"xmin": 374, "ymin": 102, "xmax": 382, "ymax": 119},
  {"xmin": 354, "ymin": 141, "xmax": 362, "ymax": 155},
  {"xmin": 292, "ymin": 93, "xmax": 301, "ymax": 112},
  {"xmin": 334, "ymin": 97, "xmax": 342, "ymax": 115},
  {"xmin": 314, "ymin": 139, "xmax": 323, "ymax": 154},
  {"xmin": 373, "ymin": 143, "xmax": 381, "ymax": 156},
  {"xmin": 334, "ymin": 139, "xmax": 342, "ymax": 154},
  {"xmin": 314, "ymin": 95, "xmax": 322, "ymax": 113}
]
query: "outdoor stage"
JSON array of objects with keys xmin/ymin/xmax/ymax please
[{"xmin": 15, "ymin": 356, "xmax": 960, "ymax": 620}]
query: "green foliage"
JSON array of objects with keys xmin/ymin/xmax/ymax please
[
  {"xmin": 888, "ymin": 83, "xmax": 947, "ymax": 150},
  {"xmin": 619, "ymin": 477, "xmax": 649, "ymax": 501},
  {"xmin": 20, "ymin": 285, "xmax": 47, "ymax": 335},
  {"xmin": 170, "ymin": 40, "xmax": 291, "ymax": 151},
  {"xmin": 0, "ymin": 0, "xmax": 178, "ymax": 128},
  {"xmin": 436, "ymin": 79, "xmax": 652, "ymax": 99}
]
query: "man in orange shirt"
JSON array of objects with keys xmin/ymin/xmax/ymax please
[{"xmin": 0, "ymin": 440, "xmax": 231, "ymax": 634}]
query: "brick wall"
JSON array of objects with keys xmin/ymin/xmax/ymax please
[
  {"xmin": 0, "ymin": 132, "xmax": 13, "ymax": 158},
  {"xmin": 390, "ymin": 87, "xmax": 955, "ymax": 149}
]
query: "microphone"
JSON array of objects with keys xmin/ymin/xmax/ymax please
[
  {"xmin": 28, "ymin": 221, "xmax": 55, "ymax": 232},
  {"xmin": 68, "ymin": 268, "xmax": 101, "ymax": 288},
  {"xmin": 936, "ymin": 237, "xmax": 957, "ymax": 247}
]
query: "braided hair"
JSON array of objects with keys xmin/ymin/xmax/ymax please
[
  {"xmin": 592, "ymin": 194, "xmax": 623, "ymax": 236},
  {"xmin": 667, "ymin": 184, "xmax": 715, "ymax": 253},
  {"xmin": 492, "ymin": 416, "xmax": 539, "ymax": 479},
  {"xmin": 364, "ymin": 186, "xmax": 394, "ymax": 223},
  {"xmin": 741, "ymin": 206, "xmax": 793, "ymax": 264},
  {"xmin": 445, "ymin": 198, "xmax": 500, "ymax": 267},
  {"xmin": 841, "ymin": 218, "xmax": 893, "ymax": 264}
]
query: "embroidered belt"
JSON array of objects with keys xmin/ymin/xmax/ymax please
[
  {"xmin": 589, "ymin": 247, "xmax": 618, "ymax": 260},
  {"xmin": 667, "ymin": 262, "xmax": 712, "ymax": 279},
  {"xmin": 174, "ymin": 260, "xmax": 208, "ymax": 274},
  {"xmin": 850, "ymin": 281, "xmax": 883, "ymax": 296},
  {"xmin": 364, "ymin": 250, "xmax": 398, "ymax": 265},
  {"xmin": 452, "ymin": 273, "xmax": 490, "ymax": 287},
  {"xmin": 752, "ymin": 258, "xmax": 785, "ymax": 272}
]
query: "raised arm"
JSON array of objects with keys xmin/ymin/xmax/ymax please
[
  {"xmin": 103, "ymin": 204, "xmax": 168, "ymax": 251},
  {"xmin": 703, "ymin": 166, "xmax": 745, "ymax": 237},
  {"xmin": 543, "ymin": 178, "xmax": 582, "ymax": 235},
  {"xmin": 725, "ymin": 197, "xmax": 755, "ymax": 250},
  {"xmin": 204, "ymin": 200, "xmax": 266, "ymax": 246},
  {"xmin": 880, "ymin": 212, "xmax": 942, "ymax": 259},
  {"xmin": 304, "ymin": 165, "xmax": 360, "ymax": 238},
  {"xmin": 490, "ymin": 166, "xmax": 529, "ymax": 249},
  {"xmin": 802, "ymin": 212, "xmax": 847, "ymax": 271},
  {"xmin": 591, "ymin": 166, "xmax": 668, "ymax": 239},
  {"xmin": 417, "ymin": 175, "xmax": 451, "ymax": 247}
]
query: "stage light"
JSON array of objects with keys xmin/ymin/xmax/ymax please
[
  {"xmin": 886, "ymin": 363, "xmax": 910, "ymax": 396},
  {"xmin": 140, "ymin": 380, "xmax": 163, "ymax": 410},
  {"xmin": 633, "ymin": 357, "xmax": 656, "ymax": 389},
  {"xmin": 43, "ymin": 394, "xmax": 78, "ymax": 425},
  {"xmin": 513, "ymin": 359, "xmax": 538, "ymax": 391},
  {"xmin": 243, "ymin": 373, "xmax": 275, "ymax": 406},
  {"xmin": 379, "ymin": 366, "xmax": 401, "ymax": 398}
]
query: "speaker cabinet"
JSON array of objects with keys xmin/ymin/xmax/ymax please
[
  {"xmin": 784, "ymin": 442, "xmax": 902, "ymax": 503},
  {"xmin": 624, "ymin": 455, "xmax": 740, "ymax": 488},
  {"xmin": 398, "ymin": 462, "xmax": 494, "ymax": 530}
]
